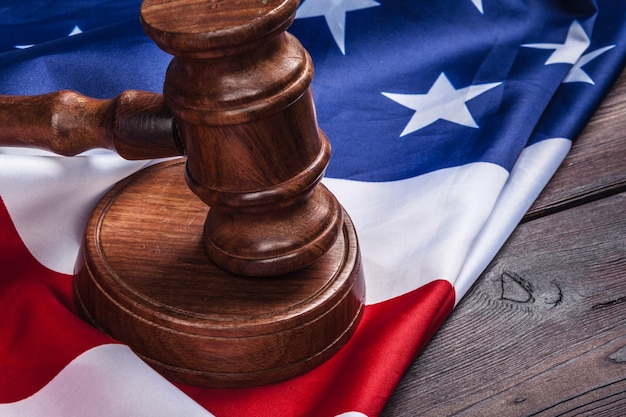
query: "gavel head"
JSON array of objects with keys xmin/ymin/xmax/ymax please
[{"xmin": 140, "ymin": 0, "xmax": 343, "ymax": 276}]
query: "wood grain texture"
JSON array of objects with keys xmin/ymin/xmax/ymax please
[
  {"xmin": 0, "ymin": 90, "xmax": 182, "ymax": 158},
  {"xmin": 382, "ymin": 191, "xmax": 626, "ymax": 416},
  {"xmin": 71, "ymin": 0, "xmax": 367, "ymax": 387},
  {"xmin": 141, "ymin": 0, "xmax": 342, "ymax": 276},
  {"xmin": 140, "ymin": 0, "xmax": 297, "ymax": 58},
  {"xmin": 74, "ymin": 159, "xmax": 365, "ymax": 387}
]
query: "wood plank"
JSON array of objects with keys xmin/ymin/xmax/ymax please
[
  {"xmin": 525, "ymin": 68, "xmax": 626, "ymax": 220},
  {"xmin": 382, "ymin": 191, "xmax": 626, "ymax": 416}
]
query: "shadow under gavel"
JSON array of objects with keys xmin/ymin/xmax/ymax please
[{"xmin": 0, "ymin": 0, "xmax": 365, "ymax": 388}]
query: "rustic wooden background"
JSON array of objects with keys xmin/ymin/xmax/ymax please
[{"xmin": 381, "ymin": 68, "xmax": 626, "ymax": 416}]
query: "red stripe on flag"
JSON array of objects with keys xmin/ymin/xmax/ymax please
[
  {"xmin": 0, "ymin": 198, "xmax": 113, "ymax": 403},
  {"xmin": 179, "ymin": 279, "xmax": 455, "ymax": 417}
]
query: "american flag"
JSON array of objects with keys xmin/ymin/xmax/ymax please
[{"xmin": 1, "ymin": 1, "xmax": 625, "ymax": 416}]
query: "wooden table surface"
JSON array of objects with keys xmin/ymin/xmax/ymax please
[{"xmin": 382, "ymin": 68, "xmax": 626, "ymax": 416}]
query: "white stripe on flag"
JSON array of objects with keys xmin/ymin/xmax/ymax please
[
  {"xmin": 0, "ymin": 148, "xmax": 152, "ymax": 274},
  {"xmin": 324, "ymin": 161, "xmax": 508, "ymax": 305},
  {"xmin": 1, "ymin": 139, "xmax": 567, "ymax": 309},
  {"xmin": 0, "ymin": 344, "xmax": 213, "ymax": 417},
  {"xmin": 454, "ymin": 137, "xmax": 571, "ymax": 303}
]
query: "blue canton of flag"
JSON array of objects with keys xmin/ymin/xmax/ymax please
[
  {"xmin": 0, "ymin": 1, "xmax": 167, "ymax": 97},
  {"xmin": 0, "ymin": 1, "xmax": 625, "ymax": 417},
  {"xmin": 0, "ymin": 1, "xmax": 139, "ymax": 52},
  {"xmin": 290, "ymin": 0, "xmax": 624, "ymax": 181}
]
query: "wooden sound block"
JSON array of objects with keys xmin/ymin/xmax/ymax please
[{"xmin": 73, "ymin": 159, "xmax": 365, "ymax": 388}]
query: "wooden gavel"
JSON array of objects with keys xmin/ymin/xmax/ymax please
[
  {"xmin": 0, "ymin": 0, "xmax": 365, "ymax": 387},
  {"xmin": 0, "ymin": 0, "xmax": 342, "ymax": 277}
]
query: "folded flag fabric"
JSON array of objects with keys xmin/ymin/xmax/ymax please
[{"xmin": 1, "ymin": 0, "xmax": 625, "ymax": 416}]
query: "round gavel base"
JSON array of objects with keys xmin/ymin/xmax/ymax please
[{"xmin": 73, "ymin": 159, "xmax": 365, "ymax": 388}]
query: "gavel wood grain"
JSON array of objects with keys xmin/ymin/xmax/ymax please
[
  {"xmin": 74, "ymin": 159, "xmax": 365, "ymax": 387},
  {"xmin": 0, "ymin": 90, "xmax": 182, "ymax": 159},
  {"xmin": 0, "ymin": 0, "xmax": 365, "ymax": 387}
]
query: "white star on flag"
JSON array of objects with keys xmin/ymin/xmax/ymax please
[
  {"xmin": 522, "ymin": 20, "xmax": 590, "ymax": 65},
  {"xmin": 14, "ymin": 25, "xmax": 83, "ymax": 50},
  {"xmin": 564, "ymin": 45, "xmax": 615, "ymax": 84},
  {"xmin": 68, "ymin": 25, "xmax": 83, "ymax": 36},
  {"xmin": 382, "ymin": 72, "xmax": 501, "ymax": 137},
  {"xmin": 471, "ymin": 0, "xmax": 484, "ymax": 14},
  {"xmin": 295, "ymin": 0, "xmax": 380, "ymax": 55}
]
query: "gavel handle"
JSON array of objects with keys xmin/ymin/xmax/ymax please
[{"xmin": 0, "ymin": 90, "xmax": 183, "ymax": 159}]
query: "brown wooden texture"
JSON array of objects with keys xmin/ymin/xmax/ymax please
[
  {"xmin": 0, "ymin": 90, "xmax": 182, "ymax": 159},
  {"xmin": 141, "ymin": 0, "xmax": 343, "ymax": 276},
  {"xmin": 74, "ymin": 159, "xmax": 365, "ymax": 387},
  {"xmin": 69, "ymin": 0, "xmax": 367, "ymax": 388},
  {"xmin": 381, "ymin": 69, "xmax": 626, "ymax": 416},
  {"xmin": 382, "ymin": 192, "xmax": 626, "ymax": 416}
]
